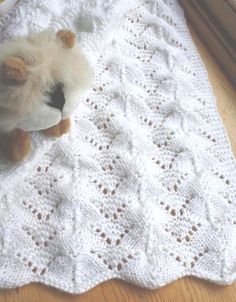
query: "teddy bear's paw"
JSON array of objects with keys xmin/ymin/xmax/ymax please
[
  {"xmin": 43, "ymin": 118, "xmax": 71, "ymax": 138},
  {"xmin": 3, "ymin": 129, "xmax": 32, "ymax": 162},
  {"xmin": 57, "ymin": 30, "xmax": 76, "ymax": 49}
]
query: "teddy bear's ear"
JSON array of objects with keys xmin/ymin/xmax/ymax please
[
  {"xmin": 1, "ymin": 56, "xmax": 28, "ymax": 84},
  {"xmin": 56, "ymin": 30, "xmax": 76, "ymax": 49}
]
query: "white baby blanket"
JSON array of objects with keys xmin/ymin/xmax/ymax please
[{"xmin": 0, "ymin": 0, "xmax": 235, "ymax": 294}]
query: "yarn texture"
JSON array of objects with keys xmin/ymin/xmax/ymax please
[{"xmin": 0, "ymin": 0, "xmax": 236, "ymax": 294}]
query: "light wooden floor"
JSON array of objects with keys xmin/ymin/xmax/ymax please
[{"xmin": 0, "ymin": 26, "xmax": 236, "ymax": 302}]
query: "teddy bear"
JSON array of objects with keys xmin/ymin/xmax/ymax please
[{"xmin": 0, "ymin": 29, "xmax": 92, "ymax": 161}]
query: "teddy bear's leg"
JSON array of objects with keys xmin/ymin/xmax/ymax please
[
  {"xmin": 0, "ymin": 129, "xmax": 31, "ymax": 162},
  {"xmin": 43, "ymin": 118, "xmax": 71, "ymax": 138}
]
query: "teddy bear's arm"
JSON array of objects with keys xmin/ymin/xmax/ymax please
[{"xmin": 17, "ymin": 103, "xmax": 62, "ymax": 131}]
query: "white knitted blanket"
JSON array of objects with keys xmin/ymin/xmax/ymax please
[{"xmin": 0, "ymin": 0, "xmax": 236, "ymax": 294}]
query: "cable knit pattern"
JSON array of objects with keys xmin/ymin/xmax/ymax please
[{"xmin": 0, "ymin": 0, "xmax": 236, "ymax": 294}]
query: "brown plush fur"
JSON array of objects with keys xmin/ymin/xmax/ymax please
[
  {"xmin": 1, "ymin": 56, "xmax": 28, "ymax": 84},
  {"xmin": 0, "ymin": 129, "xmax": 31, "ymax": 162},
  {"xmin": 43, "ymin": 117, "xmax": 71, "ymax": 137},
  {"xmin": 57, "ymin": 30, "xmax": 76, "ymax": 49}
]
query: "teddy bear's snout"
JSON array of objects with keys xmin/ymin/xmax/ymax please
[{"xmin": 47, "ymin": 82, "xmax": 66, "ymax": 112}]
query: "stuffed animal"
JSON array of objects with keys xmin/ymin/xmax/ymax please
[{"xmin": 0, "ymin": 29, "xmax": 93, "ymax": 161}]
